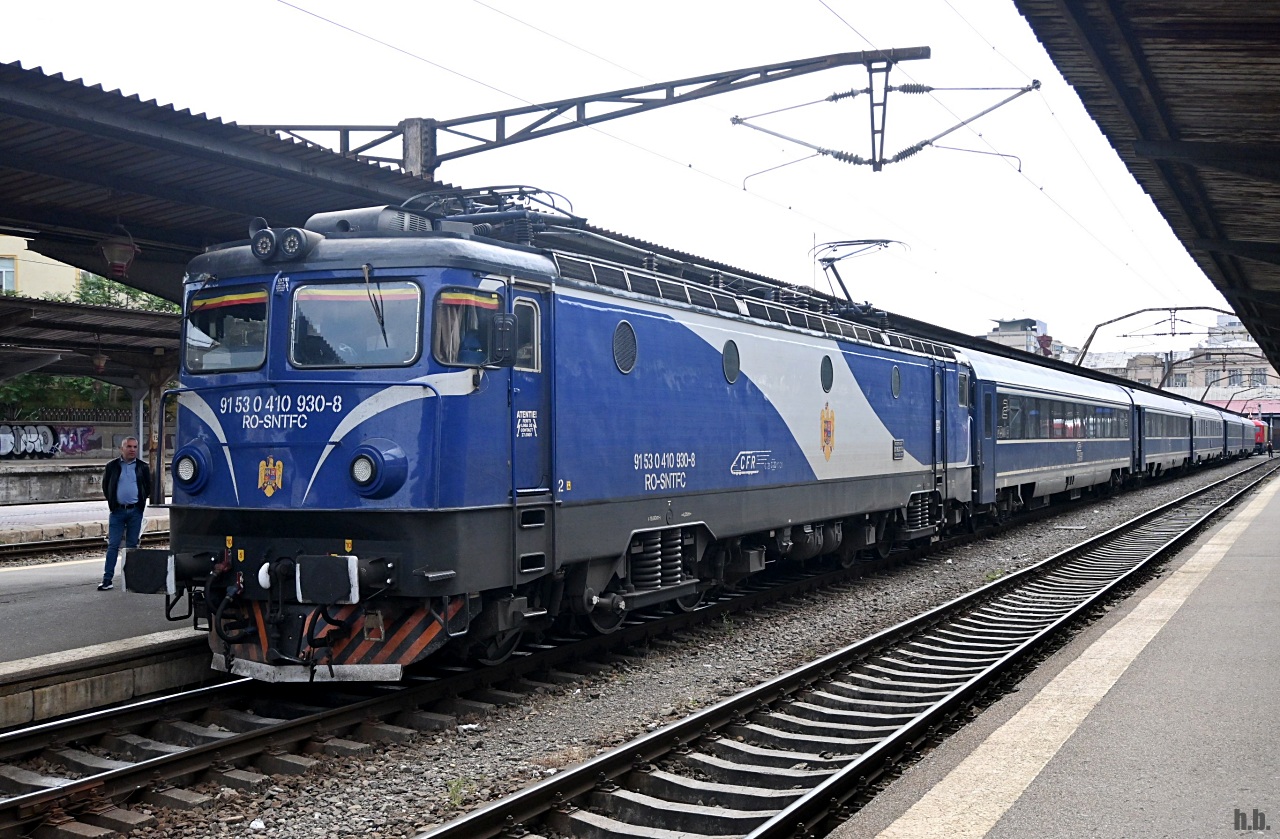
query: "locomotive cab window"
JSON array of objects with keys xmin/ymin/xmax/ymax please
[
  {"xmin": 185, "ymin": 286, "xmax": 268, "ymax": 373},
  {"xmin": 291, "ymin": 280, "xmax": 421, "ymax": 368},
  {"xmin": 434, "ymin": 288, "xmax": 503, "ymax": 367},
  {"xmin": 513, "ymin": 299, "xmax": 540, "ymax": 371}
]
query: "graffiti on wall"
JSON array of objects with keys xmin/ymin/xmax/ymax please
[
  {"xmin": 0, "ymin": 425, "xmax": 109, "ymax": 459},
  {"xmin": 56, "ymin": 426, "xmax": 105, "ymax": 456}
]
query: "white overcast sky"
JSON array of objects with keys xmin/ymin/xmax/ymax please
[{"xmin": 3, "ymin": 0, "xmax": 1232, "ymax": 352}]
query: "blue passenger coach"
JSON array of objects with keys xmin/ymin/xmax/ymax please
[
  {"xmin": 1130, "ymin": 388, "xmax": 1193, "ymax": 477},
  {"xmin": 964, "ymin": 347, "xmax": 1132, "ymax": 515}
]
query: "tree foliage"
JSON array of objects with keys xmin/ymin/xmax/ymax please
[{"xmin": 72, "ymin": 271, "xmax": 179, "ymax": 312}]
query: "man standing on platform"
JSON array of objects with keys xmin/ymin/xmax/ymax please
[{"xmin": 99, "ymin": 436, "xmax": 151, "ymax": 591}]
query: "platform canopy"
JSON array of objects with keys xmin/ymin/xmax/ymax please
[
  {"xmin": 0, "ymin": 297, "xmax": 178, "ymax": 388},
  {"xmin": 0, "ymin": 60, "xmax": 438, "ymax": 304},
  {"xmin": 1012, "ymin": 1, "xmax": 1280, "ymax": 373}
]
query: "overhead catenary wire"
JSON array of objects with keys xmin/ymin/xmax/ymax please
[{"xmin": 270, "ymin": 0, "xmax": 923, "ymax": 275}]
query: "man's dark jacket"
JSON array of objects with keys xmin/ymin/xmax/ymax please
[{"xmin": 103, "ymin": 457, "xmax": 152, "ymax": 513}]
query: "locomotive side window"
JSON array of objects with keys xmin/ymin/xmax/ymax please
[
  {"xmin": 958, "ymin": 372, "xmax": 970, "ymax": 407},
  {"xmin": 292, "ymin": 281, "xmax": 421, "ymax": 368},
  {"xmin": 433, "ymin": 288, "xmax": 503, "ymax": 367},
  {"xmin": 513, "ymin": 299, "xmax": 540, "ymax": 371},
  {"xmin": 185, "ymin": 286, "xmax": 268, "ymax": 373},
  {"xmin": 723, "ymin": 340, "xmax": 740, "ymax": 384}
]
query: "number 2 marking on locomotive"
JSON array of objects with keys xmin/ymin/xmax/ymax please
[{"xmin": 557, "ymin": 479, "xmax": 573, "ymax": 492}]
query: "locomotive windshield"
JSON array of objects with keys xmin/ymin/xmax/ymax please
[
  {"xmin": 434, "ymin": 288, "xmax": 503, "ymax": 366},
  {"xmin": 290, "ymin": 281, "xmax": 422, "ymax": 368},
  {"xmin": 185, "ymin": 286, "xmax": 268, "ymax": 373}
]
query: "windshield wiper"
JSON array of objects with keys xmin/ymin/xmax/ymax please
[{"xmin": 362, "ymin": 262, "xmax": 389, "ymax": 348}]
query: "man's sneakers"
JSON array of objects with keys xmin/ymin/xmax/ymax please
[{"xmin": 97, "ymin": 582, "xmax": 113, "ymax": 591}]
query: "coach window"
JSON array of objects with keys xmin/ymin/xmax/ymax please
[
  {"xmin": 433, "ymin": 288, "xmax": 502, "ymax": 367},
  {"xmin": 513, "ymin": 299, "xmax": 540, "ymax": 371}
]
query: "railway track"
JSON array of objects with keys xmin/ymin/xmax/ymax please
[
  {"xmin": 0, "ymin": 547, "xmax": 909, "ymax": 835},
  {"xmin": 0, "ymin": 459, "xmax": 1269, "ymax": 836},
  {"xmin": 0, "ymin": 529, "xmax": 169, "ymax": 558},
  {"xmin": 419, "ymin": 459, "xmax": 1278, "ymax": 839}
]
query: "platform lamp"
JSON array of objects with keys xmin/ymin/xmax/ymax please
[
  {"xmin": 97, "ymin": 224, "xmax": 141, "ymax": 280},
  {"xmin": 92, "ymin": 335, "xmax": 109, "ymax": 375}
]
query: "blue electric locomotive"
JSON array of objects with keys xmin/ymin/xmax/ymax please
[{"xmin": 123, "ymin": 190, "xmax": 1254, "ymax": 681}]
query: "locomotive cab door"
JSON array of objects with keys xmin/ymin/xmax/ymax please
[
  {"xmin": 508, "ymin": 282, "xmax": 555, "ymax": 581},
  {"xmin": 510, "ymin": 287, "xmax": 551, "ymax": 492}
]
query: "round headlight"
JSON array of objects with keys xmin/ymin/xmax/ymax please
[
  {"xmin": 350, "ymin": 454, "xmax": 376, "ymax": 486},
  {"xmin": 279, "ymin": 228, "xmax": 306, "ymax": 260},
  {"xmin": 171, "ymin": 444, "xmax": 211, "ymax": 494},
  {"xmin": 175, "ymin": 454, "xmax": 198, "ymax": 483},
  {"xmin": 251, "ymin": 228, "xmax": 278, "ymax": 260}
]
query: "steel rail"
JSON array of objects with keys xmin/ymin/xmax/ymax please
[
  {"xmin": 0, "ymin": 529, "xmax": 169, "ymax": 558},
  {"xmin": 416, "ymin": 459, "xmax": 1277, "ymax": 839},
  {"xmin": 0, "ymin": 554, "xmax": 902, "ymax": 832}
]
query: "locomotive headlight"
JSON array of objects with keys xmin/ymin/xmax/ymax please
[
  {"xmin": 350, "ymin": 454, "xmax": 377, "ymax": 486},
  {"xmin": 175, "ymin": 454, "xmax": 198, "ymax": 483},
  {"xmin": 348, "ymin": 439, "xmax": 408, "ymax": 499},
  {"xmin": 279, "ymin": 228, "xmax": 307, "ymax": 259},
  {"xmin": 171, "ymin": 443, "xmax": 211, "ymax": 494},
  {"xmin": 250, "ymin": 228, "xmax": 278, "ymax": 261}
]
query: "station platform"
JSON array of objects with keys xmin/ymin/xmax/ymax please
[
  {"xmin": 833, "ymin": 475, "xmax": 1280, "ymax": 838},
  {"xmin": 0, "ymin": 500, "xmax": 177, "ymax": 662}
]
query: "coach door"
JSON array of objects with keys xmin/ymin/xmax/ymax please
[
  {"xmin": 933, "ymin": 362, "xmax": 947, "ymax": 494},
  {"xmin": 974, "ymin": 382, "xmax": 997, "ymax": 504}
]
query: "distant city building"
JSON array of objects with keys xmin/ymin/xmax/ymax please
[
  {"xmin": 980, "ymin": 318, "xmax": 1078, "ymax": 361},
  {"xmin": 0, "ymin": 235, "xmax": 78, "ymax": 298}
]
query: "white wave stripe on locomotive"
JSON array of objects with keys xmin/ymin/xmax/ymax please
[
  {"xmin": 177, "ymin": 392, "xmax": 241, "ymax": 503},
  {"xmin": 300, "ymin": 370, "xmax": 476, "ymax": 502},
  {"xmin": 676, "ymin": 317, "xmax": 930, "ymax": 480}
]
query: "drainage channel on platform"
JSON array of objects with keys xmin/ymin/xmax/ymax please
[{"xmin": 419, "ymin": 461, "xmax": 1277, "ymax": 839}]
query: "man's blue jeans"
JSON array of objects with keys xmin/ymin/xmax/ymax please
[{"xmin": 104, "ymin": 506, "xmax": 144, "ymax": 585}]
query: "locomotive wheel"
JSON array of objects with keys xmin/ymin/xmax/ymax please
[
  {"xmin": 584, "ymin": 608, "xmax": 626, "ymax": 635},
  {"xmin": 674, "ymin": 590, "xmax": 703, "ymax": 612},
  {"xmin": 863, "ymin": 538, "xmax": 893, "ymax": 562},
  {"xmin": 475, "ymin": 629, "xmax": 524, "ymax": 666}
]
